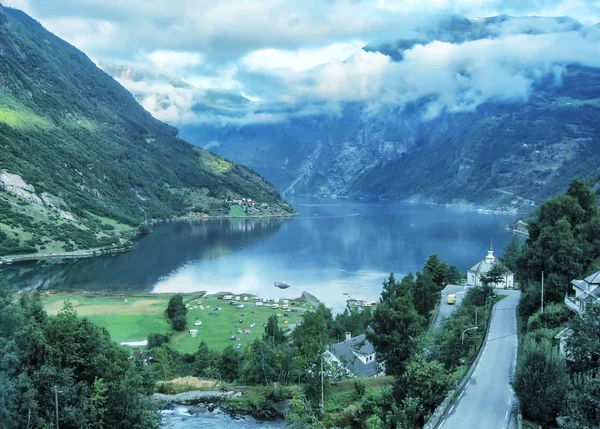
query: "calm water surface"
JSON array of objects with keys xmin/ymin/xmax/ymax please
[{"xmin": 2, "ymin": 199, "xmax": 517, "ymax": 311}]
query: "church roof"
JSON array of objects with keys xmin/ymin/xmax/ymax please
[{"xmin": 468, "ymin": 259, "xmax": 494, "ymax": 275}]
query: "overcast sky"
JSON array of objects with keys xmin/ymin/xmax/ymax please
[{"xmin": 5, "ymin": 0, "xmax": 600, "ymax": 126}]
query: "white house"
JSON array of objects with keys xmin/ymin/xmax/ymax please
[
  {"xmin": 467, "ymin": 239, "xmax": 514, "ymax": 288},
  {"xmin": 565, "ymin": 270, "xmax": 600, "ymax": 314},
  {"xmin": 325, "ymin": 333, "xmax": 384, "ymax": 378}
]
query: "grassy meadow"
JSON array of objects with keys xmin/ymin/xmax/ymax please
[{"xmin": 42, "ymin": 292, "xmax": 311, "ymax": 353}]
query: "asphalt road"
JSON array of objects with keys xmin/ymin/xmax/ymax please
[
  {"xmin": 433, "ymin": 284, "xmax": 469, "ymax": 328},
  {"xmin": 438, "ymin": 290, "xmax": 521, "ymax": 429}
]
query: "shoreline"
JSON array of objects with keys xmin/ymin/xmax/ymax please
[
  {"xmin": 0, "ymin": 212, "xmax": 296, "ymax": 265},
  {"xmin": 286, "ymin": 194, "xmax": 533, "ymax": 215}
]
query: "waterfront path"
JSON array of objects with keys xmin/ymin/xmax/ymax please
[{"xmin": 437, "ymin": 290, "xmax": 521, "ymax": 429}]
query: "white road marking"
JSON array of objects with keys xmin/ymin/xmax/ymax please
[
  {"xmin": 439, "ymin": 419, "xmax": 446, "ymax": 428},
  {"xmin": 505, "ymin": 411, "xmax": 509, "ymax": 420},
  {"xmin": 508, "ymin": 398, "xmax": 512, "ymax": 405},
  {"xmin": 449, "ymin": 405, "xmax": 455, "ymax": 413},
  {"xmin": 466, "ymin": 380, "xmax": 471, "ymax": 388},
  {"xmin": 459, "ymin": 391, "xmax": 465, "ymax": 400}
]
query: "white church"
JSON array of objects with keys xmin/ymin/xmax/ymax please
[{"xmin": 467, "ymin": 239, "xmax": 514, "ymax": 288}]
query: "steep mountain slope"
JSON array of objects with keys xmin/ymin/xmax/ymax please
[
  {"xmin": 0, "ymin": 4, "xmax": 292, "ymax": 257},
  {"xmin": 174, "ymin": 15, "xmax": 600, "ymax": 210}
]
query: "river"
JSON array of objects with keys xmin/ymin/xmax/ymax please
[
  {"xmin": 1, "ymin": 198, "xmax": 518, "ymax": 312},
  {"xmin": 160, "ymin": 407, "xmax": 283, "ymax": 429}
]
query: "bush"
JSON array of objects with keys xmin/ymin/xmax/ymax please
[
  {"xmin": 527, "ymin": 303, "xmax": 570, "ymax": 332},
  {"xmin": 147, "ymin": 332, "xmax": 170, "ymax": 349},
  {"xmin": 353, "ymin": 379, "xmax": 366, "ymax": 400},
  {"xmin": 512, "ymin": 338, "xmax": 568, "ymax": 425},
  {"xmin": 137, "ymin": 223, "xmax": 151, "ymax": 234}
]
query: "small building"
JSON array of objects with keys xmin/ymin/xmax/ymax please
[
  {"xmin": 189, "ymin": 329, "xmax": 199, "ymax": 337},
  {"xmin": 326, "ymin": 333, "xmax": 384, "ymax": 378},
  {"xmin": 565, "ymin": 271, "xmax": 600, "ymax": 314},
  {"xmin": 243, "ymin": 296, "xmax": 249, "ymax": 301},
  {"xmin": 467, "ymin": 239, "xmax": 514, "ymax": 288},
  {"xmin": 255, "ymin": 301, "xmax": 264, "ymax": 306},
  {"xmin": 274, "ymin": 298, "xmax": 280, "ymax": 304},
  {"xmin": 222, "ymin": 295, "xmax": 233, "ymax": 300}
]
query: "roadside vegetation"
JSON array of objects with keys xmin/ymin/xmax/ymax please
[{"xmin": 512, "ymin": 178, "xmax": 600, "ymax": 428}]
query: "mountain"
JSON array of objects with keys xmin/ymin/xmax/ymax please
[
  {"xmin": 170, "ymin": 15, "xmax": 600, "ymax": 210},
  {"xmin": 0, "ymin": 4, "xmax": 292, "ymax": 257}
]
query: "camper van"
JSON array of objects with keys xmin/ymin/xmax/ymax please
[{"xmin": 447, "ymin": 294, "xmax": 457, "ymax": 305}]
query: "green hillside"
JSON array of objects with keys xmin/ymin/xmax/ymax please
[{"xmin": 0, "ymin": 5, "xmax": 293, "ymax": 257}]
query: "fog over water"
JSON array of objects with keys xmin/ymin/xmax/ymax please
[{"xmin": 2, "ymin": 198, "xmax": 517, "ymax": 312}]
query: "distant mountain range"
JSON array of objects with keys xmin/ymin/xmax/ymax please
[
  {"xmin": 103, "ymin": 14, "xmax": 600, "ymax": 211},
  {"xmin": 0, "ymin": 4, "xmax": 292, "ymax": 257}
]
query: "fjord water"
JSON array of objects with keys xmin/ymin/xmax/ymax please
[{"xmin": 3, "ymin": 199, "xmax": 517, "ymax": 311}]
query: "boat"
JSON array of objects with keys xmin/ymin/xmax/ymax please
[{"xmin": 274, "ymin": 281, "xmax": 290, "ymax": 289}]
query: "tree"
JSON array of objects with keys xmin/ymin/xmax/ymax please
[
  {"xmin": 480, "ymin": 262, "xmax": 507, "ymax": 288},
  {"xmin": 517, "ymin": 179, "xmax": 600, "ymax": 305},
  {"xmin": 512, "ymin": 338, "xmax": 568, "ymax": 425},
  {"xmin": 399, "ymin": 358, "xmax": 452, "ymax": 413},
  {"xmin": 243, "ymin": 339, "xmax": 277, "ymax": 385},
  {"xmin": 565, "ymin": 304, "xmax": 600, "ymax": 375},
  {"xmin": 412, "ymin": 272, "xmax": 439, "ymax": 319},
  {"xmin": 367, "ymin": 287, "xmax": 425, "ymax": 377},
  {"xmin": 137, "ymin": 223, "xmax": 151, "ymax": 234},
  {"xmin": 423, "ymin": 255, "xmax": 462, "ymax": 289},
  {"xmin": 286, "ymin": 390, "xmax": 324, "ymax": 429},
  {"xmin": 0, "ymin": 290, "xmax": 160, "ymax": 429},
  {"xmin": 193, "ymin": 341, "xmax": 221, "ymax": 379},
  {"xmin": 147, "ymin": 332, "xmax": 169, "ymax": 349},
  {"xmin": 380, "ymin": 272, "xmax": 412, "ymax": 303},
  {"xmin": 502, "ymin": 236, "xmax": 521, "ymax": 274},
  {"xmin": 293, "ymin": 305, "xmax": 330, "ymax": 364},
  {"xmin": 171, "ymin": 315, "xmax": 186, "ymax": 331},
  {"xmin": 264, "ymin": 314, "xmax": 286, "ymax": 345},
  {"xmin": 165, "ymin": 295, "xmax": 187, "ymax": 331},
  {"xmin": 219, "ymin": 345, "xmax": 242, "ymax": 382},
  {"xmin": 561, "ymin": 373, "xmax": 600, "ymax": 428}
]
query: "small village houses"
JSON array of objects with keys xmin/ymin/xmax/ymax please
[{"xmin": 326, "ymin": 333, "xmax": 384, "ymax": 378}]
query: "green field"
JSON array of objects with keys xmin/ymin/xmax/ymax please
[{"xmin": 42, "ymin": 292, "xmax": 311, "ymax": 353}]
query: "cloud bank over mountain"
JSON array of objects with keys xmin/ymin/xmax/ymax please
[{"xmin": 6, "ymin": 0, "xmax": 600, "ymax": 125}]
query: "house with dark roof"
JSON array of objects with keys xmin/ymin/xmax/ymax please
[
  {"xmin": 565, "ymin": 270, "xmax": 600, "ymax": 313},
  {"xmin": 326, "ymin": 333, "xmax": 384, "ymax": 378},
  {"xmin": 467, "ymin": 239, "xmax": 514, "ymax": 288}
]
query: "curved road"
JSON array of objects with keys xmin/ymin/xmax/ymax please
[
  {"xmin": 438, "ymin": 290, "xmax": 521, "ymax": 429},
  {"xmin": 433, "ymin": 284, "xmax": 468, "ymax": 328}
]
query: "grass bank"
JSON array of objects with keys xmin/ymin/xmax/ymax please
[{"xmin": 41, "ymin": 291, "xmax": 312, "ymax": 353}]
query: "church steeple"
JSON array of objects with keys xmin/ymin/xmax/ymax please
[{"xmin": 485, "ymin": 237, "xmax": 496, "ymax": 263}]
